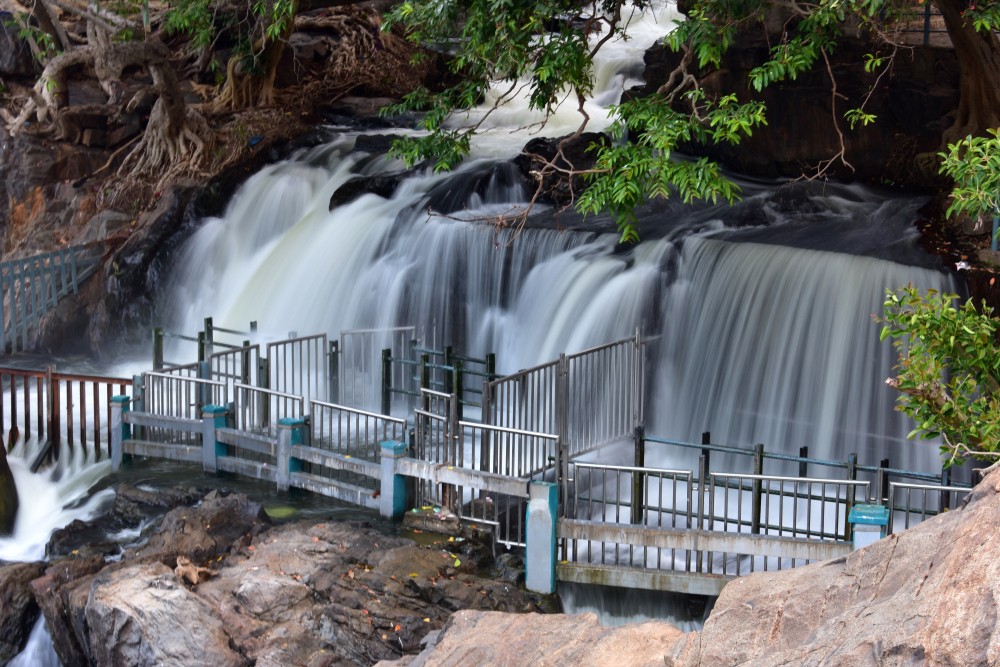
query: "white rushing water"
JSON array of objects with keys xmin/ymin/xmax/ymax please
[{"xmin": 0, "ymin": 0, "xmax": 963, "ymax": 648}]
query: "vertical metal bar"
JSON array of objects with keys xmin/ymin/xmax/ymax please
[{"xmin": 751, "ymin": 444, "xmax": 764, "ymax": 534}]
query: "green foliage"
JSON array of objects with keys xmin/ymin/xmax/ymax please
[
  {"xmin": 164, "ymin": 0, "xmax": 217, "ymax": 49},
  {"xmin": 16, "ymin": 19, "xmax": 59, "ymax": 60},
  {"xmin": 578, "ymin": 92, "xmax": 765, "ymax": 241},
  {"xmin": 881, "ymin": 287, "xmax": 1000, "ymax": 465},
  {"xmin": 938, "ymin": 129, "xmax": 1000, "ymax": 222}
]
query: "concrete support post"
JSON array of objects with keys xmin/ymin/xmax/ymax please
[
  {"xmin": 379, "ymin": 440, "xmax": 409, "ymax": 519},
  {"xmin": 276, "ymin": 417, "xmax": 306, "ymax": 492},
  {"xmin": 201, "ymin": 405, "xmax": 228, "ymax": 472},
  {"xmin": 110, "ymin": 396, "xmax": 131, "ymax": 471},
  {"xmin": 526, "ymin": 481, "xmax": 558, "ymax": 594}
]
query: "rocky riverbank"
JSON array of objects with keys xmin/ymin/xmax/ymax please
[{"xmin": 0, "ymin": 485, "xmax": 554, "ymax": 665}]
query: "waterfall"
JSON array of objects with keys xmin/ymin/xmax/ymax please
[{"xmin": 163, "ymin": 140, "xmax": 958, "ymax": 477}]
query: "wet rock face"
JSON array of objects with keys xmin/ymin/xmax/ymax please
[
  {"xmin": 0, "ymin": 560, "xmax": 46, "ymax": 662},
  {"xmin": 25, "ymin": 490, "xmax": 549, "ymax": 666}
]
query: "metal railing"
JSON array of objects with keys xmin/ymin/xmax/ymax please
[
  {"xmin": 267, "ymin": 333, "xmax": 328, "ymax": 406},
  {"xmin": 482, "ymin": 333, "xmax": 645, "ymax": 470},
  {"xmin": 887, "ymin": 480, "xmax": 971, "ymax": 532},
  {"xmin": 310, "ymin": 399, "xmax": 407, "ymax": 461},
  {"xmin": 232, "ymin": 382, "xmax": 304, "ymax": 436},
  {"xmin": 0, "ymin": 244, "xmax": 104, "ymax": 353},
  {"xmin": 339, "ymin": 326, "xmax": 417, "ymax": 411},
  {"xmin": 0, "ymin": 367, "xmax": 131, "ymax": 465}
]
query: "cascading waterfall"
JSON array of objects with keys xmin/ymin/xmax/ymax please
[{"xmin": 1, "ymin": 0, "xmax": 966, "ymax": 644}]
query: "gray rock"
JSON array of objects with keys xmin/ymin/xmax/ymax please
[
  {"xmin": 667, "ymin": 468, "xmax": 1000, "ymax": 666},
  {"xmin": 0, "ymin": 560, "xmax": 46, "ymax": 662},
  {"xmin": 85, "ymin": 562, "xmax": 247, "ymax": 667},
  {"xmin": 374, "ymin": 609, "xmax": 683, "ymax": 667}
]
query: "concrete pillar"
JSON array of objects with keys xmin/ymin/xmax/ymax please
[
  {"xmin": 526, "ymin": 481, "xmax": 558, "ymax": 594},
  {"xmin": 276, "ymin": 417, "xmax": 306, "ymax": 492},
  {"xmin": 201, "ymin": 405, "xmax": 228, "ymax": 472},
  {"xmin": 110, "ymin": 396, "xmax": 131, "ymax": 471},
  {"xmin": 379, "ymin": 440, "xmax": 409, "ymax": 519}
]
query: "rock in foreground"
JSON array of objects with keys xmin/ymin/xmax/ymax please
[
  {"xmin": 28, "ymin": 491, "xmax": 547, "ymax": 666},
  {"xmin": 376, "ymin": 610, "xmax": 682, "ymax": 666}
]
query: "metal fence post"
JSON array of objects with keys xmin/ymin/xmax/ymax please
[
  {"xmin": 751, "ymin": 443, "xmax": 764, "ymax": 534},
  {"xmin": 46, "ymin": 365, "xmax": 60, "ymax": 461},
  {"xmin": 696, "ymin": 452, "xmax": 709, "ymax": 573},
  {"xmin": 204, "ymin": 317, "xmax": 214, "ymax": 360},
  {"xmin": 381, "ymin": 348, "xmax": 392, "ymax": 416},
  {"xmin": 444, "ymin": 346, "xmax": 454, "ymax": 394},
  {"xmin": 877, "ymin": 458, "xmax": 890, "ymax": 504},
  {"xmin": 632, "ymin": 423, "xmax": 645, "ymax": 525},
  {"xmin": 556, "ymin": 354, "xmax": 569, "ymax": 510},
  {"xmin": 799, "ymin": 446, "xmax": 808, "ymax": 478},
  {"xmin": 152, "ymin": 327, "xmax": 164, "ymax": 371},
  {"xmin": 845, "ymin": 452, "xmax": 858, "ymax": 539},
  {"xmin": 110, "ymin": 396, "xmax": 131, "ymax": 471},
  {"xmin": 328, "ymin": 340, "xmax": 339, "ymax": 404}
]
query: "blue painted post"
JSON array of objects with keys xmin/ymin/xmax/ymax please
[
  {"xmin": 276, "ymin": 417, "xmax": 306, "ymax": 492},
  {"xmin": 110, "ymin": 396, "xmax": 131, "ymax": 471},
  {"xmin": 379, "ymin": 440, "xmax": 409, "ymax": 519},
  {"xmin": 201, "ymin": 405, "xmax": 228, "ymax": 472},
  {"xmin": 526, "ymin": 481, "xmax": 558, "ymax": 594}
]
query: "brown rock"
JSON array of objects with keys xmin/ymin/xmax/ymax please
[
  {"xmin": 667, "ymin": 469, "xmax": 1000, "ymax": 666},
  {"xmin": 0, "ymin": 560, "xmax": 46, "ymax": 662},
  {"xmin": 375, "ymin": 609, "xmax": 684, "ymax": 666},
  {"xmin": 84, "ymin": 562, "xmax": 247, "ymax": 667}
]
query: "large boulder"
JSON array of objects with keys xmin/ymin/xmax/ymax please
[
  {"xmin": 30, "ymin": 491, "xmax": 550, "ymax": 666},
  {"xmin": 0, "ymin": 560, "xmax": 46, "ymax": 662},
  {"xmin": 85, "ymin": 562, "xmax": 247, "ymax": 667},
  {"xmin": 666, "ymin": 468, "xmax": 1000, "ymax": 666},
  {"xmin": 375, "ymin": 609, "xmax": 684, "ymax": 666}
]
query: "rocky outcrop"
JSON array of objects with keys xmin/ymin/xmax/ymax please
[
  {"xmin": 18, "ymin": 489, "xmax": 549, "ymax": 666},
  {"xmin": 376, "ymin": 609, "xmax": 683, "ymax": 667},
  {"xmin": 0, "ymin": 560, "xmax": 45, "ymax": 663},
  {"xmin": 664, "ymin": 470, "xmax": 1000, "ymax": 666}
]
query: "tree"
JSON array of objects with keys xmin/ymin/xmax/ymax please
[
  {"xmin": 385, "ymin": 0, "xmax": 1000, "ymax": 241},
  {"xmin": 881, "ymin": 287, "xmax": 1000, "ymax": 466},
  {"xmin": 1, "ymin": 0, "xmax": 407, "ymax": 206}
]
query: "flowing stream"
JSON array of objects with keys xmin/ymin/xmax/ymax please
[{"xmin": 2, "ymin": 0, "xmax": 963, "ymax": 650}]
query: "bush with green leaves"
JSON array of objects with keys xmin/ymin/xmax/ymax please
[
  {"xmin": 938, "ymin": 128, "xmax": 1000, "ymax": 224},
  {"xmin": 385, "ymin": 0, "xmax": 1000, "ymax": 242},
  {"xmin": 881, "ymin": 287, "xmax": 1000, "ymax": 466}
]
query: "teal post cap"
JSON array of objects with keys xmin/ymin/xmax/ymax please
[
  {"xmin": 277, "ymin": 417, "xmax": 307, "ymax": 427},
  {"xmin": 381, "ymin": 440, "xmax": 407, "ymax": 456},
  {"xmin": 848, "ymin": 504, "xmax": 890, "ymax": 526},
  {"xmin": 202, "ymin": 404, "xmax": 228, "ymax": 415},
  {"xmin": 111, "ymin": 395, "xmax": 131, "ymax": 404}
]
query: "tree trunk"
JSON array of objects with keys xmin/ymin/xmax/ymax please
[{"xmin": 935, "ymin": 0, "xmax": 1000, "ymax": 144}]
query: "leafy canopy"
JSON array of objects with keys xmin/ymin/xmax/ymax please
[
  {"xmin": 383, "ymin": 0, "xmax": 929, "ymax": 240},
  {"xmin": 881, "ymin": 287, "xmax": 1000, "ymax": 466}
]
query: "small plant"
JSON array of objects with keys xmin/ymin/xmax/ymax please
[
  {"xmin": 938, "ymin": 128, "xmax": 1000, "ymax": 223},
  {"xmin": 881, "ymin": 287, "xmax": 1000, "ymax": 467}
]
